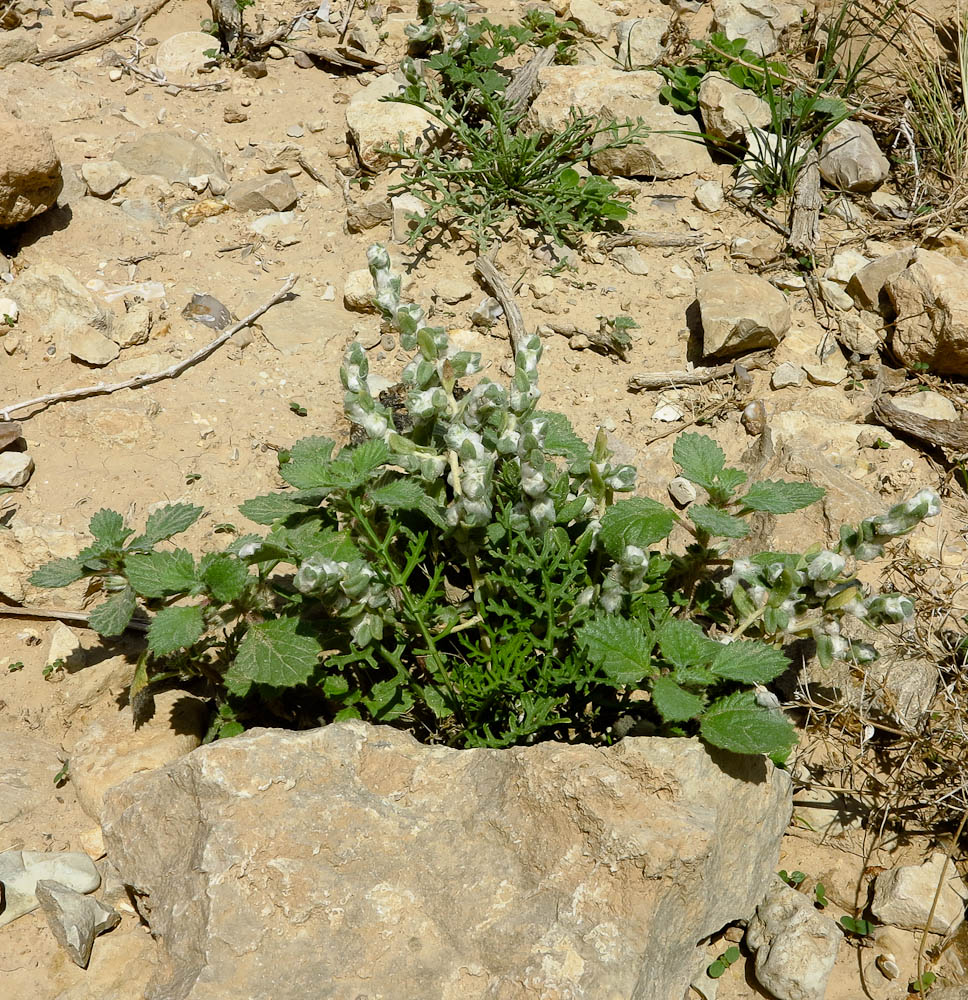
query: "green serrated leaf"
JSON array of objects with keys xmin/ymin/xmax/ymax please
[
  {"xmin": 700, "ymin": 690, "xmax": 797, "ymax": 756},
  {"xmin": 224, "ymin": 617, "xmax": 322, "ymax": 696},
  {"xmin": 89, "ymin": 509, "xmax": 131, "ymax": 548},
  {"xmin": 577, "ymin": 616, "xmax": 655, "ymax": 685},
  {"xmin": 350, "ymin": 439, "xmax": 390, "ymax": 478},
  {"xmin": 657, "ymin": 619, "xmax": 718, "ymax": 670},
  {"xmin": 652, "ymin": 675, "xmax": 706, "ymax": 722},
  {"xmin": 673, "ymin": 433, "xmax": 725, "ymax": 490},
  {"xmin": 739, "ymin": 480, "xmax": 825, "ymax": 515},
  {"xmin": 239, "ymin": 493, "xmax": 314, "ymax": 525},
  {"xmin": 537, "ymin": 410, "xmax": 592, "ymax": 470},
  {"xmin": 278, "ymin": 436, "xmax": 337, "ymax": 490},
  {"xmin": 198, "ymin": 553, "xmax": 249, "ymax": 602},
  {"xmin": 688, "ymin": 504, "xmax": 749, "ymax": 538},
  {"xmin": 368, "ymin": 480, "xmax": 425, "ymax": 510},
  {"xmin": 88, "ymin": 586, "xmax": 137, "ymax": 637},
  {"xmin": 147, "ymin": 605, "xmax": 205, "ymax": 656},
  {"xmin": 711, "ymin": 641, "xmax": 790, "ymax": 684},
  {"xmin": 124, "ymin": 549, "xmax": 197, "ymax": 598},
  {"xmin": 29, "ymin": 558, "xmax": 85, "ymax": 588},
  {"xmin": 672, "ymin": 663, "xmax": 717, "ymax": 686},
  {"xmin": 132, "ymin": 503, "xmax": 204, "ymax": 548},
  {"xmin": 363, "ymin": 677, "xmax": 415, "ymax": 721},
  {"xmin": 599, "ymin": 497, "xmax": 675, "ymax": 558}
]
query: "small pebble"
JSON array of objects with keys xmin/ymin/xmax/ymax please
[{"xmin": 108, "ymin": 67, "xmax": 123, "ymax": 81}]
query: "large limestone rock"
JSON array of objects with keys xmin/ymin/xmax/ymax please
[
  {"xmin": 887, "ymin": 248, "xmax": 968, "ymax": 375},
  {"xmin": 0, "ymin": 27, "xmax": 38, "ymax": 68},
  {"xmin": 697, "ymin": 271, "xmax": 791, "ymax": 357},
  {"xmin": 529, "ymin": 67, "xmax": 713, "ymax": 178},
  {"xmin": 711, "ymin": 0, "xmax": 801, "ymax": 56},
  {"xmin": 871, "ymin": 854, "xmax": 968, "ymax": 933},
  {"xmin": 101, "ymin": 723, "xmax": 792, "ymax": 1000},
  {"xmin": 819, "ymin": 120, "xmax": 890, "ymax": 192},
  {"xmin": 153, "ymin": 31, "xmax": 217, "ymax": 80},
  {"xmin": 616, "ymin": 16, "xmax": 669, "ymax": 68},
  {"xmin": 0, "ymin": 114, "xmax": 63, "ymax": 227},
  {"xmin": 699, "ymin": 72, "xmax": 771, "ymax": 143},
  {"xmin": 346, "ymin": 75, "xmax": 442, "ymax": 171}
]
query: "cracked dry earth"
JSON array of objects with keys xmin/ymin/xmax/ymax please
[{"xmin": 1, "ymin": 0, "xmax": 968, "ymax": 997}]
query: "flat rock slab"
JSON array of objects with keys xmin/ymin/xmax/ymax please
[
  {"xmin": 0, "ymin": 849, "xmax": 100, "ymax": 927},
  {"xmin": 102, "ymin": 722, "xmax": 791, "ymax": 1000}
]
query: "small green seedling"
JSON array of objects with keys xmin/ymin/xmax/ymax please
[
  {"xmin": 873, "ymin": 438, "xmax": 892, "ymax": 449},
  {"xmin": 779, "ymin": 869, "xmax": 807, "ymax": 887},
  {"xmin": 2, "ymin": 313, "xmax": 15, "ymax": 327},
  {"xmin": 213, "ymin": 523, "xmax": 238, "ymax": 535},
  {"xmin": 909, "ymin": 971, "xmax": 936, "ymax": 993},
  {"xmin": 289, "ymin": 401, "xmax": 308, "ymax": 417},
  {"xmin": 7, "ymin": 661, "xmax": 24, "ymax": 672},
  {"xmin": 707, "ymin": 945, "xmax": 741, "ymax": 978},
  {"xmin": 43, "ymin": 658, "xmax": 65, "ymax": 679},
  {"xmin": 840, "ymin": 915, "xmax": 876, "ymax": 937},
  {"xmin": 53, "ymin": 760, "xmax": 69, "ymax": 787},
  {"xmin": 185, "ymin": 472, "xmax": 202, "ymax": 485},
  {"xmin": 814, "ymin": 882, "xmax": 828, "ymax": 908}
]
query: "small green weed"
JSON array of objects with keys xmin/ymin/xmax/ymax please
[
  {"xmin": 707, "ymin": 945, "xmax": 741, "ymax": 979},
  {"xmin": 53, "ymin": 760, "xmax": 69, "ymax": 786},
  {"xmin": 289, "ymin": 401, "xmax": 308, "ymax": 417},
  {"xmin": 840, "ymin": 914, "xmax": 876, "ymax": 937},
  {"xmin": 909, "ymin": 971, "xmax": 937, "ymax": 993},
  {"xmin": 30, "ymin": 248, "xmax": 938, "ymax": 753},
  {"xmin": 814, "ymin": 882, "xmax": 828, "ymax": 908},
  {"xmin": 385, "ymin": 15, "xmax": 648, "ymax": 249},
  {"xmin": 7, "ymin": 661, "xmax": 24, "ymax": 672},
  {"xmin": 779, "ymin": 869, "xmax": 807, "ymax": 887}
]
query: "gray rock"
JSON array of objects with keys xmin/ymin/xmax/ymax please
[
  {"xmin": 711, "ymin": 0, "xmax": 800, "ymax": 56},
  {"xmin": 81, "ymin": 160, "xmax": 132, "ymax": 198},
  {"xmin": 871, "ymin": 854, "xmax": 968, "ymax": 933},
  {"xmin": 391, "ymin": 192, "xmax": 426, "ymax": 243},
  {"xmin": 35, "ymin": 880, "xmax": 120, "ymax": 968},
  {"xmin": 46, "ymin": 622, "xmax": 85, "ymax": 670},
  {"xmin": 0, "ymin": 850, "xmax": 100, "ymax": 927},
  {"xmin": 69, "ymin": 328, "xmax": 120, "ymax": 366},
  {"xmin": 746, "ymin": 876, "xmax": 841, "ymax": 1000},
  {"xmin": 611, "ymin": 245, "xmax": 649, "ymax": 275},
  {"xmin": 887, "ymin": 249, "xmax": 968, "ymax": 375},
  {"xmin": 771, "ymin": 361, "xmax": 804, "ymax": 388},
  {"xmin": 226, "ymin": 173, "xmax": 297, "ymax": 212},
  {"xmin": 836, "ymin": 312, "xmax": 883, "ymax": 357},
  {"xmin": 697, "ymin": 271, "xmax": 791, "ymax": 358},
  {"xmin": 892, "ymin": 390, "xmax": 959, "ymax": 422},
  {"xmin": 819, "ymin": 121, "xmax": 890, "ymax": 193},
  {"xmin": 153, "ymin": 31, "xmax": 217, "ymax": 80},
  {"xmin": 346, "ymin": 76, "xmax": 442, "ymax": 171},
  {"xmin": 866, "ymin": 654, "xmax": 937, "ymax": 730},
  {"xmin": 0, "ymin": 114, "xmax": 63, "ymax": 227},
  {"xmin": 0, "ymin": 27, "xmax": 38, "ymax": 68},
  {"xmin": 699, "ymin": 72, "xmax": 771, "ymax": 143},
  {"xmin": 668, "ymin": 476, "xmax": 698, "ymax": 505},
  {"xmin": 529, "ymin": 67, "xmax": 714, "ymax": 179},
  {"xmin": 114, "ymin": 132, "xmax": 227, "ymax": 186},
  {"xmin": 616, "ymin": 16, "xmax": 669, "ymax": 68},
  {"xmin": 694, "ymin": 180, "xmax": 725, "ymax": 212},
  {"xmin": 434, "ymin": 278, "xmax": 475, "ymax": 304},
  {"xmin": 0, "ymin": 451, "xmax": 33, "ymax": 487},
  {"xmin": 846, "ymin": 249, "xmax": 914, "ymax": 312},
  {"xmin": 101, "ymin": 722, "xmax": 792, "ymax": 1000}
]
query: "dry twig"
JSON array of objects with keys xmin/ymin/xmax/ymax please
[
  {"xmin": 599, "ymin": 230, "xmax": 705, "ymax": 250},
  {"xmin": 474, "ymin": 255, "xmax": 528, "ymax": 357},
  {"xmin": 628, "ymin": 352, "xmax": 771, "ymax": 391},
  {"xmin": 29, "ymin": 0, "xmax": 172, "ymax": 64},
  {"xmin": 0, "ymin": 275, "xmax": 297, "ymax": 421}
]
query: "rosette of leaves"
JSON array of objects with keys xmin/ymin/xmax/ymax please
[{"xmin": 29, "ymin": 248, "xmax": 936, "ymax": 759}]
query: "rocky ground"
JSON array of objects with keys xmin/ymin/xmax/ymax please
[{"xmin": 2, "ymin": 0, "xmax": 968, "ymax": 997}]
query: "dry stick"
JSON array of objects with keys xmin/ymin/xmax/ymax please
[
  {"xmin": 599, "ymin": 230, "xmax": 705, "ymax": 250},
  {"xmin": 788, "ymin": 148, "xmax": 821, "ymax": 256},
  {"xmin": 504, "ymin": 45, "xmax": 556, "ymax": 116},
  {"xmin": 123, "ymin": 59, "xmax": 228, "ymax": 92},
  {"xmin": 872, "ymin": 393, "xmax": 968, "ymax": 461},
  {"xmin": 28, "ymin": 0, "xmax": 172, "ymax": 64},
  {"xmin": 628, "ymin": 352, "xmax": 771, "ymax": 391},
  {"xmin": 916, "ymin": 804, "xmax": 968, "ymax": 999},
  {"xmin": 474, "ymin": 256, "xmax": 527, "ymax": 357},
  {"xmin": 0, "ymin": 605, "xmax": 149, "ymax": 633},
  {"xmin": 337, "ymin": 0, "xmax": 358, "ymax": 45},
  {"xmin": 0, "ymin": 274, "xmax": 297, "ymax": 421}
]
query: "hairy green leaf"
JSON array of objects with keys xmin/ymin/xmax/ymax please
[
  {"xmin": 578, "ymin": 616, "xmax": 655, "ymax": 685},
  {"xmin": 673, "ymin": 433, "xmax": 724, "ymax": 490},
  {"xmin": 688, "ymin": 505, "xmax": 749, "ymax": 538},
  {"xmin": 134, "ymin": 503, "xmax": 204, "ymax": 548},
  {"xmin": 700, "ymin": 691, "xmax": 796, "ymax": 755},
  {"xmin": 538, "ymin": 410, "xmax": 591, "ymax": 470},
  {"xmin": 89, "ymin": 509, "xmax": 130, "ymax": 548},
  {"xmin": 711, "ymin": 641, "xmax": 790, "ymax": 684},
  {"xmin": 350, "ymin": 439, "xmax": 390, "ymax": 478},
  {"xmin": 30, "ymin": 558, "xmax": 84, "ymax": 589},
  {"xmin": 225, "ymin": 617, "xmax": 322, "ymax": 696},
  {"xmin": 652, "ymin": 676, "xmax": 706, "ymax": 722},
  {"xmin": 363, "ymin": 677, "xmax": 415, "ymax": 721},
  {"xmin": 124, "ymin": 549, "xmax": 197, "ymax": 599},
  {"xmin": 739, "ymin": 480, "xmax": 824, "ymax": 514},
  {"xmin": 147, "ymin": 605, "xmax": 205, "ymax": 656},
  {"xmin": 657, "ymin": 619, "xmax": 718, "ymax": 670},
  {"xmin": 239, "ymin": 493, "xmax": 314, "ymax": 525},
  {"xmin": 599, "ymin": 497, "xmax": 675, "ymax": 558},
  {"xmin": 199, "ymin": 553, "xmax": 249, "ymax": 603},
  {"xmin": 369, "ymin": 480, "xmax": 425, "ymax": 510},
  {"xmin": 279, "ymin": 436, "xmax": 337, "ymax": 490},
  {"xmin": 88, "ymin": 586, "xmax": 137, "ymax": 637}
]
